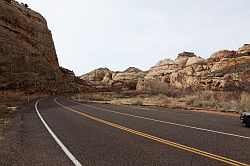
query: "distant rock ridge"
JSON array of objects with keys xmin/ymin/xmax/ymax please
[
  {"xmin": 81, "ymin": 44, "xmax": 250, "ymax": 92},
  {"xmin": 124, "ymin": 67, "xmax": 142, "ymax": 73},
  {"xmin": 0, "ymin": 0, "xmax": 78, "ymax": 94},
  {"xmin": 137, "ymin": 44, "xmax": 250, "ymax": 92},
  {"xmin": 80, "ymin": 67, "xmax": 147, "ymax": 92}
]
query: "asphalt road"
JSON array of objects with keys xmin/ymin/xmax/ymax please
[{"xmin": 0, "ymin": 96, "xmax": 249, "ymax": 166}]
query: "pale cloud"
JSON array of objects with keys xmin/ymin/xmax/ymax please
[{"xmin": 21, "ymin": 0, "xmax": 250, "ymax": 75}]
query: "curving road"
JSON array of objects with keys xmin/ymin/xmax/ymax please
[{"xmin": 0, "ymin": 96, "xmax": 249, "ymax": 166}]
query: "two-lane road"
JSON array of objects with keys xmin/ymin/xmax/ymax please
[{"xmin": 0, "ymin": 96, "xmax": 249, "ymax": 166}]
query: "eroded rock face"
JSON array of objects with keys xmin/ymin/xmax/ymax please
[
  {"xmin": 145, "ymin": 59, "xmax": 178, "ymax": 80},
  {"xmin": 186, "ymin": 56, "xmax": 205, "ymax": 66},
  {"xmin": 80, "ymin": 67, "xmax": 147, "ymax": 92},
  {"xmin": 80, "ymin": 68, "xmax": 111, "ymax": 82},
  {"xmin": 137, "ymin": 45, "xmax": 250, "ymax": 92},
  {"xmin": 237, "ymin": 44, "xmax": 250, "ymax": 54},
  {"xmin": 207, "ymin": 50, "xmax": 237, "ymax": 62},
  {"xmin": 0, "ymin": 0, "xmax": 78, "ymax": 94}
]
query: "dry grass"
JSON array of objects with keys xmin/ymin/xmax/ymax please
[
  {"xmin": 233, "ymin": 93, "xmax": 250, "ymax": 112},
  {"xmin": 72, "ymin": 91, "xmax": 249, "ymax": 114},
  {"xmin": 185, "ymin": 91, "xmax": 250, "ymax": 113},
  {"xmin": 143, "ymin": 94, "xmax": 171, "ymax": 107},
  {"xmin": 72, "ymin": 93, "xmax": 115, "ymax": 102},
  {"xmin": 0, "ymin": 90, "xmax": 46, "ymax": 136},
  {"xmin": 72, "ymin": 92, "xmax": 173, "ymax": 107},
  {"xmin": 131, "ymin": 98, "xmax": 143, "ymax": 106}
]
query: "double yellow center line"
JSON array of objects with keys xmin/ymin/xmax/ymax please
[{"xmin": 54, "ymin": 98, "xmax": 249, "ymax": 166}]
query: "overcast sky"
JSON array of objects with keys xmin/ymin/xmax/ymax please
[{"xmin": 22, "ymin": 0, "xmax": 250, "ymax": 75}]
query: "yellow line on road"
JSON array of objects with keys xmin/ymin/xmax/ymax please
[{"xmin": 54, "ymin": 98, "xmax": 249, "ymax": 166}]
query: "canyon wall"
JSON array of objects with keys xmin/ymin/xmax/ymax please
[{"xmin": 0, "ymin": 0, "xmax": 78, "ymax": 94}]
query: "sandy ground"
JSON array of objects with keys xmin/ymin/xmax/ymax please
[
  {"xmin": 0, "ymin": 105, "xmax": 23, "ymax": 138},
  {"xmin": 0, "ymin": 92, "xmax": 47, "ymax": 137}
]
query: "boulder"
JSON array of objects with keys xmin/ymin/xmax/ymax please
[
  {"xmin": 174, "ymin": 52, "xmax": 197, "ymax": 67},
  {"xmin": 186, "ymin": 56, "xmax": 205, "ymax": 66}
]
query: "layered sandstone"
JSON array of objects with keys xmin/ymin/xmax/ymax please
[
  {"xmin": 81, "ymin": 45, "xmax": 249, "ymax": 93},
  {"xmin": 237, "ymin": 44, "xmax": 250, "ymax": 54},
  {"xmin": 80, "ymin": 67, "xmax": 147, "ymax": 92},
  {"xmin": 137, "ymin": 45, "xmax": 250, "ymax": 92},
  {"xmin": 0, "ymin": 0, "xmax": 78, "ymax": 94}
]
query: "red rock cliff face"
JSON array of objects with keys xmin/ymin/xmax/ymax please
[{"xmin": 0, "ymin": 0, "xmax": 78, "ymax": 94}]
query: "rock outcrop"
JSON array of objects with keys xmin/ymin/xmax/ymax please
[
  {"xmin": 81, "ymin": 45, "xmax": 249, "ymax": 93},
  {"xmin": 237, "ymin": 44, "xmax": 250, "ymax": 54},
  {"xmin": 80, "ymin": 67, "xmax": 147, "ymax": 92},
  {"xmin": 0, "ymin": 0, "xmax": 78, "ymax": 94},
  {"xmin": 137, "ymin": 45, "xmax": 250, "ymax": 92},
  {"xmin": 145, "ymin": 59, "xmax": 178, "ymax": 80}
]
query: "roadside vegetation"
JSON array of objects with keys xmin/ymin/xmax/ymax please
[
  {"xmin": 72, "ymin": 91, "xmax": 250, "ymax": 114},
  {"xmin": 0, "ymin": 91, "xmax": 45, "ymax": 136}
]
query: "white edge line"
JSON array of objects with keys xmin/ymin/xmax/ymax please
[
  {"xmin": 35, "ymin": 98, "xmax": 82, "ymax": 166},
  {"xmin": 131, "ymin": 106, "xmax": 162, "ymax": 112},
  {"xmin": 69, "ymin": 98, "xmax": 250, "ymax": 140}
]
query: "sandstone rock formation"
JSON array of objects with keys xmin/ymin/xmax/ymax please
[
  {"xmin": 137, "ymin": 45, "xmax": 250, "ymax": 92},
  {"xmin": 80, "ymin": 67, "xmax": 147, "ymax": 92},
  {"xmin": 174, "ymin": 52, "xmax": 196, "ymax": 67},
  {"xmin": 80, "ymin": 68, "xmax": 111, "ymax": 82},
  {"xmin": 81, "ymin": 45, "xmax": 249, "ymax": 93},
  {"xmin": 237, "ymin": 44, "xmax": 250, "ymax": 54},
  {"xmin": 145, "ymin": 59, "xmax": 178, "ymax": 80},
  {"xmin": 207, "ymin": 50, "xmax": 236, "ymax": 62},
  {"xmin": 0, "ymin": 0, "xmax": 78, "ymax": 94}
]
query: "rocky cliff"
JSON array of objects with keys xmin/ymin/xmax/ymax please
[
  {"xmin": 0, "ymin": 0, "xmax": 78, "ymax": 94},
  {"xmin": 81, "ymin": 44, "xmax": 249, "ymax": 93},
  {"xmin": 137, "ymin": 45, "xmax": 250, "ymax": 92},
  {"xmin": 80, "ymin": 67, "xmax": 147, "ymax": 92}
]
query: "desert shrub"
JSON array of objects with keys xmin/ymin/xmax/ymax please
[
  {"xmin": 131, "ymin": 98, "xmax": 143, "ymax": 106},
  {"xmin": 236, "ymin": 92, "xmax": 250, "ymax": 112},
  {"xmin": 185, "ymin": 90, "xmax": 250, "ymax": 113},
  {"xmin": 155, "ymin": 94, "xmax": 171, "ymax": 106},
  {"xmin": 186, "ymin": 95, "xmax": 197, "ymax": 106},
  {"xmin": 198, "ymin": 99, "xmax": 217, "ymax": 108},
  {"xmin": 118, "ymin": 90, "xmax": 140, "ymax": 98},
  {"xmin": 198, "ymin": 90, "xmax": 214, "ymax": 100},
  {"xmin": 213, "ymin": 91, "xmax": 241, "ymax": 102},
  {"xmin": 146, "ymin": 79, "xmax": 185, "ymax": 97},
  {"xmin": 76, "ymin": 93, "xmax": 112, "ymax": 101}
]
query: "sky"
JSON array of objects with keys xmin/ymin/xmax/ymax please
[{"xmin": 21, "ymin": 0, "xmax": 250, "ymax": 76}]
